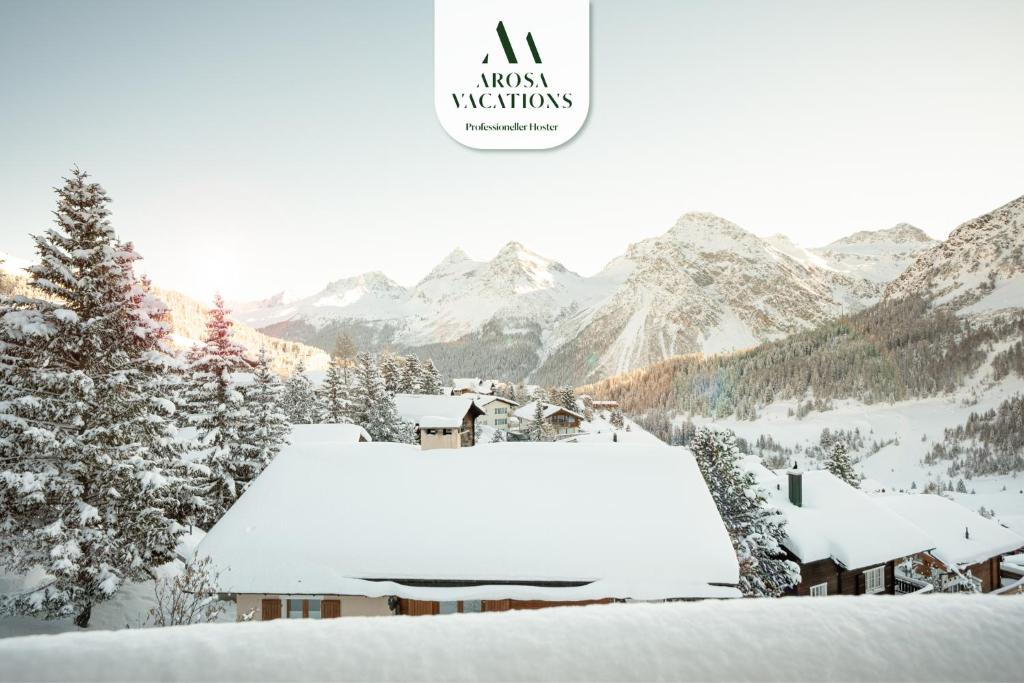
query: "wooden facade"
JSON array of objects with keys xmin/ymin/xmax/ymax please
[{"xmin": 787, "ymin": 551, "xmax": 897, "ymax": 596}]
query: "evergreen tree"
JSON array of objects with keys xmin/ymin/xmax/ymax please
[
  {"xmin": 240, "ymin": 347, "xmax": 291, "ymax": 483},
  {"xmin": 398, "ymin": 354, "xmax": 422, "ymax": 394},
  {"xmin": 556, "ymin": 385, "xmax": 578, "ymax": 412},
  {"xmin": 610, "ymin": 408, "xmax": 625, "ymax": 429},
  {"xmin": 181, "ymin": 294, "xmax": 256, "ymax": 528},
  {"xmin": 0, "ymin": 170, "xmax": 189, "ymax": 626},
  {"xmin": 691, "ymin": 427, "xmax": 800, "ymax": 597},
  {"xmin": 419, "ymin": 358, "xmax": 443, "ymax": 395},
  {"xmin": 282, "ymin": 360, "xmax": 318, "ymax": 424},
  {"xmin": 350, "ymin": 353, "xmax": 413, "ymax": 442},
  {"xmin": 825, "ymin": 441, "xmax": 858, "ymax": 488},
  {"xmin": 332, "ymin": 333, "xmax": 357, "ymax": 365},
  {"xmin": 525, "ymin": 391, "xmax": 556, "ymax": 442},
  {"xmin": 956, "ymin": 478, "xmax": 968, "ymax": 494},
  {"xmin": 318, "ymin": 360, "xmax": 351, "ymax": 423},
  {"xmin": 379, "ymin": 353, "xmax": 401, "ymax": 394}
]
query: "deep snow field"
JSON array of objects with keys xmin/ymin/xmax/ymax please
[{"xmin": 0, "ymin": 596, "xmax": 1020, "ymax": 682}]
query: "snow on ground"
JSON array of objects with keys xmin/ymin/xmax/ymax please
[
  {"xmin": 692, "ymin": 372, "xmax": 1024, "ymax": 528},
  {"xmin": 1, "ymin": 597, "xmax": 1021, "ymax": 682}
]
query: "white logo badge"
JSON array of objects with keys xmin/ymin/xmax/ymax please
[{"xmin": 434, "ymin": 0, "xmax": 590, "ymax": 150}]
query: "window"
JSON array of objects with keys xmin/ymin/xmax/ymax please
[
  {"xmin": 809, "ymin": 582, "xmax": 827, "ymax": 597},
  {"xmin": 496, "ymin": 418, "xmax": 506, "ymax": 426},
  {"xmin": 461, "ymin": 600, "xmax": 482, "ymax": 613},
  {"xmin": 495, "ymin": 407, "xmax": 507, "ymax": 415},
  {"xmin": 439, "ymin": 601, "xmax": 458, "ymax": 615},
  {"xmin": 864, "ymin": 566, "xmax": 885, "ymax": 594},
  {"xmin": 287, "ymin": 598, "xmax": 321, "ymax": 619}
]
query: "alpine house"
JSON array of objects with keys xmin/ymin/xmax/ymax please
[{"xmin": 196, "ymin": 442, "xmax": 740, "ymax": 620}]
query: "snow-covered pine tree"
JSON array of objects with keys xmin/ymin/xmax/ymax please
[
  {"xmin": 526, "ymin": 391, "xmax": 555, "ymax": 442},
  {"xmin": 181, "ymin": 294, "xmax": 257, "ymax": 528},
  {"xmin": 556, "ymin": 385, "xmax": 578, "ymax": 412},
  {"xmin": 240, "ymin": 347, "xmax": 291, "ymax": 484},
  {"xmin": 318, "ymin": 359, "xmax": 351, "ymax": 423},
  {"xmin": 825, "ymin": 441, "xmax": 858, "ymax": 488},
  {"xmin": 690, "ymin": 427, "xmax": 800, "ymax": 597},
  {"xmin": 398, "ymin": 354, "xmax": 422, "ymax": 394},
  {"xmin": 0, "ymin": 169, "xmax": 189, "ymax": 627},
  {"xmin": 379, "ymin": 353, "xmax": 401, "ymax": 394},
  {"xmin": 610, "ymin": 408, "xmax": 625, "ymax": 429},
  {"xmin": 282, "ymin": 359, "xmax": 318, "ymax": 424},
  {"xmin": 350, "ymin": 352, "xmax": 413, "ymax": 442},
  {"xmin": 419, "ymin": 358, "xmax": 443, "ymax": 395}
]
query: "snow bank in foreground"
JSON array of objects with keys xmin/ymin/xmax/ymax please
[{"xmin": 1, "ymin": 597, "xmax": 1021, "ymax": 682}]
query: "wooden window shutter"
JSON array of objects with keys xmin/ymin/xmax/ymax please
[
  {"xmin": 261, "ymin": 599, "xmax": 281, "ymax": 621},
  {"xmin": 322, "ymin": 599, "xmax": 342, "ymax": 619}
]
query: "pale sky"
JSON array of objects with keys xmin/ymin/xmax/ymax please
[{"xmin": 1, "ymin": 0, "xmax": 1022, "ymax": 302}]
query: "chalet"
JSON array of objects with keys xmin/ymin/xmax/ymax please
[
  {"xmin": 591, "ymin": 400, "xmax": 619, "ymax": 413},
  {"xmin": 394, "ymin": 394, "xmax": 484, "ymax": 449},
  {"xmin": 469, "ymin": 394, "xmax": 519, "ymax": 430},
  {"xmin": 451, "ymin": 378, "xmax": 496, "ymax": 396},
  {"xmin": 195, "ymin": 442, "xmax": 741, "ymax": 621},
  {"xmin": 875, "ymin": 494, "xmax": 1024, "ymax": 593},
  {"xmin": 742, "ymin": 459, "xmax": 933, "ymax": 596},
  {"xmin": 513, "ymin": 401, "xmax": 585, "ymax": 437}
]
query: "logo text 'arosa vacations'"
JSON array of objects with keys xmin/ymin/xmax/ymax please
[
  {"xmin": 451, "ymin": 21, "xmax": 573, "ymax": 111},
  {"xmin": 434, "ymin": 0, "xmax": 590, "ymax": 150}
]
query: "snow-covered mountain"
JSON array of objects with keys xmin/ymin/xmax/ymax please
[
  {"xmin": 238, "ymin": 212, "xmax": 938, "ymax": 383},
  {"xmin": 884, "ymin": 195, "xmax": 1024, "ymax": 315},
  {"xmin": 813, "ymin": 223, "xmax": 938, "ymax": 284}
]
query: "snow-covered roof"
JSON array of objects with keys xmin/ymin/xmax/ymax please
[
  {"xmin": 452, "ymin": 378, "xmax": 494, "ymax": 394},
  {"xmin": 470, "ymin": 394, "xmax": 520, "ymax": 408},
  {"xmin": 289, "ymin": 422, "xmax": 371, "ymax": 444},
  {"xmin": 393, "ymin": 394, "xmax": 482, "ymax": 429},
  {"xmin": 196, "ymin": 443, "xmax": 740, "ymax": 600},
  {"xmin": 875, "ymin": 494, "xmax": 1024, "ymax": 568},
  {"xmin": 513, "ymin": 401, "xmax": 585, "ymax": 421},
  {"xmin": 741, "ymin": 458, "xmax": 933, "ymax": 569}
]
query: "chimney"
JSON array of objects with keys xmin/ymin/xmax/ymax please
[{"xmin": 788, "ymin": 470, "xmax": 803, "ymax": 507}]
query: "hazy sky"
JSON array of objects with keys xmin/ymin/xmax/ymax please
[{"xmin": 1, "ymin": 0, "xmax": 1022, "ymax": 302}]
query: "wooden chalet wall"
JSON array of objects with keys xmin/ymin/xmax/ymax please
[{"xmin": 398, "ymin": 598, "xmax": 613, "ymax": 616}]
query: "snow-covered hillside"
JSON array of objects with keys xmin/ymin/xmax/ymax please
[{"xmin": 237, "ymin": 213, "xmax": 934, "ymax": 384}]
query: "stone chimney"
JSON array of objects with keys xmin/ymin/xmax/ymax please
[{"xmin": 788, "ymin": 470, "xmax": 803, "ymax": 507}]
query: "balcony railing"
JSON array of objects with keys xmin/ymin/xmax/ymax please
[{"xmin": 894, "ymin": 572, "xmax": 934, "ymax": 595}]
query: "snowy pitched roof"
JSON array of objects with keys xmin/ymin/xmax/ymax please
[
  {"xmin": 741, "ymin": 459, "xmax": 933, "ymax": 569},
  {"xmin": 289, "ymin": 423, "xmax": 371, "ymax": 444},
  {"xmin": 196, "ymin": 443, "xmax": 740, "ymax": 600},
  {"xmin": 875, "ymin": 494, "xmax": 1024, "ymax": 568},
  {"xmin": 394, "ymin": 394, "xmax": 483, "ymax": 429},
  {"xmin": 470, "ymin": 394, "xmax": 520, "ymax": 408},
  {"xmin": 514, "ymin": 401, "xmax": 585, "ymax": 421}
]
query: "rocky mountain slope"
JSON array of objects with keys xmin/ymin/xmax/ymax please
[
  {"xmin": 884, "ymin": 195, "xmax": 1024, "ymax": 315},
  {"xmin": 235, "ymin": 213, "xmax": 945, "ymax": 384}
]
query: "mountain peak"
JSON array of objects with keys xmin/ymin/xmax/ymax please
[
  {"xmin": 664, "ymin": 212, "xmax": 763, "ymax": 253},
  {"xmin": 441, "ymin": 247, "xmax": 470, "ymax": 264},
  {"xmin": 826, "ymin": 223, "xmax": 936, "ymax": 248}
]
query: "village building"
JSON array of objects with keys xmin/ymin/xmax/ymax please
[
  {"xmin": 451, "ymin": 378, "xmax": 496, "ymax": 396},
  {"xmin": 394, "ymin": 394, "xmax": 484, "ymax": 449},
  {"xmin": 468, "ymin": 394, "xmax": 519, "ymax": 430},
  {"xmin": 513, "ymin": 401, "xmax": 585, "ymax": 437},
  {"xmin": 875, "ymin": 493, "xmax": 1024, "ymax": 594},
  {"xmin": 196, "ymin": 442, "xmax": 741, "ymax": 620},
  {"xmin": 591, "ymin": 400, "xmax": 620, "ymax": 413},
  {"xmin": 742, "ymin": 459, "xmax": 933, "ymax": 596}
]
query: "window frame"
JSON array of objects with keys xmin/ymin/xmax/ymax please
[
  {"xmin": 864, "ymin": 566, "xmax": 886, "ymax": 594},
  {"xmin": 809, "ymin": 582, "xmax": 828, "ymax": 597}
]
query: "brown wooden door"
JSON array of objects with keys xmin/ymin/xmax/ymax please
[
  {"xmin": 322, "ymin": 599, "xmax": 342, "ymax": 619},
  {"xmin": 261, "ymin": 599, "xmax": 281, "ymax": 621}
]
